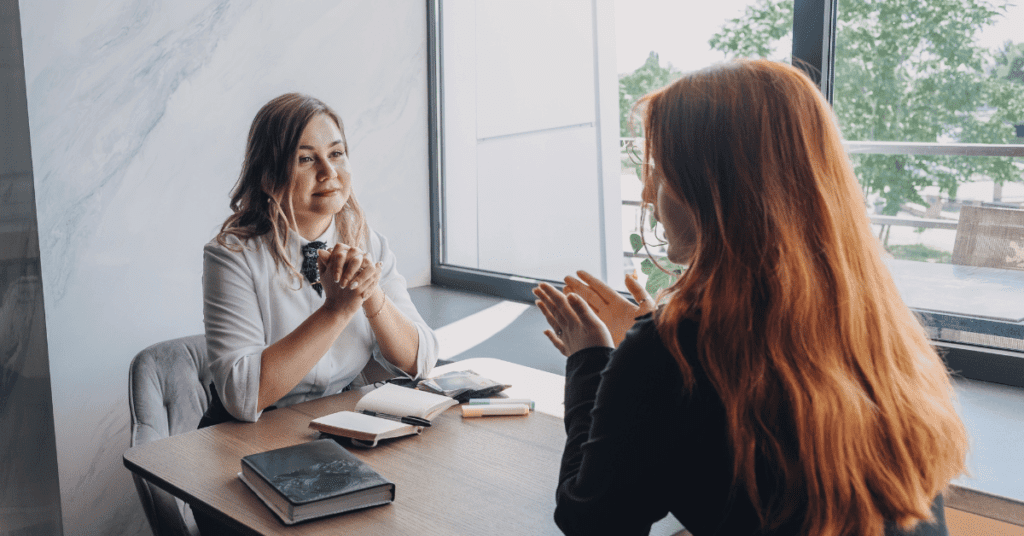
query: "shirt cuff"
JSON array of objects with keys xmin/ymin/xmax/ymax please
[{"xmin": 372, "ymin": 322, "xmax": 439, "ymax": 380}]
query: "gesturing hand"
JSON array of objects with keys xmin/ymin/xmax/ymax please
[
  {"xmin": 562, "ymin": 271, "xmax": 655, "ymax": 346},
  {"xmin": 318, "ymin": 245, "xmax": 383, "ymax": 314},
  {"xmin": 533, "ymin": 282, "xmax": 613, "ymax": 357}
]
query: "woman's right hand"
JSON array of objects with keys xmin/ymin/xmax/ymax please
[{"xmin": 562, "ymin": 270, "xmax": 655, "ymax": 346}]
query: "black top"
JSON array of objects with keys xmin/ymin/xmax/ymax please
[{"xmin": 555, "ymin": 314, "xmax": 948, "ymax": 536}]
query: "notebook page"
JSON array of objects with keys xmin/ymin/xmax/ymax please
[
  {"xmin": 312, "ymin": 411, "xmax": 409, "ymax": 435},
  {"xmin": 355, "ymin": 383, "xmax": 456, "ymax": 419}
]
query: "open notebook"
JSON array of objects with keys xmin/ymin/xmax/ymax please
[{"xmin": 310, "ymin": 383, "xmax": 458, "ymax": 447}]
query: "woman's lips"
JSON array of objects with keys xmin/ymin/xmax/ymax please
[{"xmin": 313, "ymin": 189, "xmax": 339, "ymax": 197}]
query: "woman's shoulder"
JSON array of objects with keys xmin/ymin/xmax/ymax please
[
  {"xmin": 203, "ymin": 233, "xmax": 277, "ymax": 273},
  {"xmin": 615, "ymin": 312, "xmax": 702, "ymax": 381},
  {"xmin": 623, "ymin": 312, "xmax": 699, "ymax": 350},
  {"xmin": 364, "ymin": 226, "xmax": 395, "ymax": 261},
  {"xmin": 205, "ymin": 232, "xmax": 267, "ymax": 254}
]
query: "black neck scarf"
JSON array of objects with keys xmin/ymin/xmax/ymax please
[{"xmin": 301, "ymin": 241, "xmax": 328, "ymax": 297}]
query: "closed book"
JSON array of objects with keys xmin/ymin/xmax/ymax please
[
  {"xmin": 239, "ymin": 439, "xmax": 394, "ymax": 525},
  {"xmin": 310, "ymin": 383, "xmax": 458, "ymax": 447}
]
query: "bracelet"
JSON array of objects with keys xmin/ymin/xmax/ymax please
[{"xmin": 364, "ymin": 291, "xmax": 387, "ymax": 319}]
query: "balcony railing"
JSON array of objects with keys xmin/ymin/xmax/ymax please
[{"xmin": 619, "ymin": 138, "xmax": 1024, "ymax": 259}]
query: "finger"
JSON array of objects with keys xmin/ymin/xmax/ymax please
[
  {"xmin": 536, "ymin": 283, "xmax": 575, "ymax": 326},
  {"xmin": 326, "ymin": 245, "xmax": 347, "ymax": 283},
  {"xmin": 543, "ymin": 329, "xmax": 568, "ymax": 356},
  {"xmin": 535, "ymin": 284, "xmax": 571, "ymax": 320},
  {"xmin": 356, "ymin": 261, "xmax": 382, "ymax": 296},
  {"xmin": 339, "ymin": 248, "xmax": 365, "ymax": 287},
  {"xmin": 564, "ymin": 275, "xmax": 607, "ymax": 308},
  {"xmin": 576, "ymin": 270, "xmax": 620, "ymax": 303},
  {"xmin": 537, "ymin": 299, "xmax": 575, "ymax": 344},
  {"xmin": 624, "ymin": 272, "xmax": 654, "ymax": 306},
  {"xmin": 348, "ymin": 254, "xmax": 374, "ymax": 290},
  {"xmin": 567, "ymin": 293, "xmax": 604, "ymax": 327},
  {"xmin": 535, "ymin": 299, "xmax": 563, "ymax": 335}
]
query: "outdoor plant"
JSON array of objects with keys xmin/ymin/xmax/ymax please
[{"xmin": 630, "ymin": 218, "xmax": 685, "ymax": 296}]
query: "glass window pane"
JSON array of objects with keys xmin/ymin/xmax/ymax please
[
  {"xmin": 834, "ymin": 0, "xmax": 1024, "ymax": 353},
  {"xmin": 440, "ymin": 0, "xmax": 779, "ymax": 292},
  {"xmin": 441, "ymin": 0, "xmax": 619, "ymax": 284}
]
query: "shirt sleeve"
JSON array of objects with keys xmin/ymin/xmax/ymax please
[
  {"xmin": 367, "ymin": 230, "xmax": 439, "ymax": 380},
  {"xmin": 554, "ymin": 318, "xmax": 676, "ymax": 535},
  {"xmin": 202, "ymin": 240, "xmax": 267, "ymax": 423}
]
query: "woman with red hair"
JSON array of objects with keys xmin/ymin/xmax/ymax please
[{"xmin": 534, "ymin": 59, "xmax": 967, "ymax": 535}]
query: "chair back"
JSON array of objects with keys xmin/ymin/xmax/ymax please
[
  {"xmin": 952, "ymin": 205, "xmax": 1024, "ymax": 270},
  {"xmin": 128, "ymin": 334, "xmax": 209, "ymax": 536}
]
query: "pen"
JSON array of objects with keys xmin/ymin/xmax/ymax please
[
  {"xmin": 467, "ymin": 398, "xmax": 535, "ymax": 410},
  {"xmin": 360, "ymin": 410, "xmax": 432, "ymax": 427}
]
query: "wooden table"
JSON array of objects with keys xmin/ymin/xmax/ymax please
[
  {"xmin": 123, "ymin": 356, "xmax": 1024, "ymax": 534},
  {"xmin": 123, "ymin": 358, "xmax": 685, "ymax": 535}
]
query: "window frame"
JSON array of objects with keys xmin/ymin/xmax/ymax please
[
  {"xmin": 427, "ymin": 0, "xmax": 1024, "ymax": 387},
  {"xmin": 426, "ymin": 0, "xmax": 603, "ymax": 303}
]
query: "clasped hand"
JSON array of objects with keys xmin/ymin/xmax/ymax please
[
  {"xmin": 317, "ymin": 245, "xmax": 382, "ymax": 314},
  {"xmin": 533, "ymin": 270, "xmax": 656, "ymax": 356}
]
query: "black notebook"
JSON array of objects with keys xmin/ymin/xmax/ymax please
[{"xmin": 239, "ymin": 438, "xmax": 395, "ymax": 525}]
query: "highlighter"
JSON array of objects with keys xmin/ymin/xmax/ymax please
[
  {"xmin": 467, "ymin": 398, "xmax": 535, "ymax": 410},
  {"xmin": 461, "ymin": 403, "xmax": 531, "ymax": 417}
]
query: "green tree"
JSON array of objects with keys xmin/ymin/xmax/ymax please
[
  {"xmin": 710, "ymin": 0, "xmax": 1024, "ymax": 214},
  {"xmin": 618, "ymin": 52, "xmax": 683, "ymax": 137},
  {"xmin": 993, "ymin": 41, "xmax": 1024, "ymax": 137},
  {"xmin": 994, "ymin": 41, "xmax": 1024, "ymax": 85}
]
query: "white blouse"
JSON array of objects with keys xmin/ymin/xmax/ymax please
[{"xmin": 202, "ymin": 224, "xmax": 438, "ymax": 422}]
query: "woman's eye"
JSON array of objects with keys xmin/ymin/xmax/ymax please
[
  {"xmin": 331, "ymin": 151, "xmax": 345, "ymax": 159},
  {"xmin": 298, "ymin": 155, "xmax": 313, "ymax": 164}
]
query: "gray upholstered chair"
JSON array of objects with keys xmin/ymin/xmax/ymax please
[
  {"xmin": 127, "ymin": 334, "xmax": 399, "ymax": 536},
  {"xmin": 128, "ymin": 334, "xmax": 210, "ymax": 536}
]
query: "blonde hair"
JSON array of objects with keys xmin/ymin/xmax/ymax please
[
  {"xmin": 217, "ymin": 93, "xmax": 368, "ymax": 282},
  {"xmin": 639, "ymin": 59, "xmax": 967, "ymax": 535}
]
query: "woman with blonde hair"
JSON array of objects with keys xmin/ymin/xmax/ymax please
[
  {"xmin": 534, "ymin": 59, "xmax": 967, "ymax": 535},
  {"xmin": 202, "ymin": 93, "xmax": 438, "ymax": 425}
]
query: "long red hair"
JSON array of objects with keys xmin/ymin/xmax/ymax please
[{"xmin": 639, "ymin": 59, "xmax": 967, "ymax": 535}]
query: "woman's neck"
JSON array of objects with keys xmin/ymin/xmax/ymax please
[{"xmin": 294, "ymin": 215, "xmax": 334, "ymax": 242}]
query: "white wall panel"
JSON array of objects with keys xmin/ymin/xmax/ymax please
[
  {"xmin": 476, "ymin": 126, "xmax": 603, "ymax": 280},
  {"xmin": 474, "ymin": 0, "xmax": 595, "ymax": 139},
  {"xmin": 442, "ymin": 0, "xmax": 620, "ymax": 285}
]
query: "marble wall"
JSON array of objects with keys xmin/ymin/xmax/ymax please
[
  {"xmin": 1, "ymin": 0, "xmax": 63, "ymax": 534},
  {"xmin": 15, "ymin": 0, "xmax": 431, "ymax": 534}
]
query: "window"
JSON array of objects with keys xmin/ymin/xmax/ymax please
[
  {"xmin": 428, "ymin": 0, "xmax": 1024, "ymax": 386},
  {"xmin": 829, "ymin": 0, "xmax": 1024, "ymax": 376},
  {"xmin": 432, "ymin": 0, "xmax": 620, "ymax": 300},
  {"xmin": 430, "ymin": 0, "xmax": 773, "ymax": 299}
]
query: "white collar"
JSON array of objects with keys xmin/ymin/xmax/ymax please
[{"xmin": 293, "ymin": 218, "xmax": 338, "ymax": 248}]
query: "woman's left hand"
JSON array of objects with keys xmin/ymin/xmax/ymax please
[{"xmin": 533, "ymin": 282, "xmax": 613, "ymax": 357}]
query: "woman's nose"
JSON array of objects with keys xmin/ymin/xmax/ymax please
[{"xmin": 317, "ymin": 158, "xmax": 339, "ymax": 181}]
